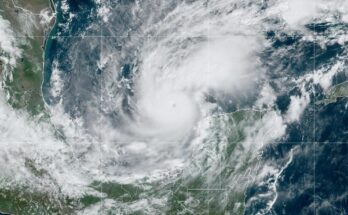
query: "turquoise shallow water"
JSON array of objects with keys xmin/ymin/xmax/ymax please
[{"xmin": 38, "ymin": 0, "xmax": 348, "ymax": 214}]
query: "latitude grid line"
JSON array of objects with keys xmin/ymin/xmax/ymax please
[
  {"xmin": 9, "ymin": 34, "xmax": 260, "ymax": 38},
  {"xmin": 1, "ymin": 141, "xmax": 348, "ymax": 145},
  {"xmin": 2, "ymin": 1, "xmax": 347, "ymax": 214},
  {"xmin": 1, "ymin": 38, "xmax": 346, "ymax": 213}
]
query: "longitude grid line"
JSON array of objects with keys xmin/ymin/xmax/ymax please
[
  {"xmin": 207, "ymin": 0, "xmax": 211, "ymax": 214},
  {"xmin": 0, "ymin": 1, "xmax": 330, "ymax": 213},
  {"xmin": 2, "ymin": 1, "xmax": 344, "ymax": 213},
  {"xmin": 99, "ymin": 19, "xmax": 103, "ymax": 203},
  {"xmin": 313, "ymin": 0, "xmax": 317, "ymax": 214}
]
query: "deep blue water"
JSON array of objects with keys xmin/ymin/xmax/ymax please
[
  {"xmin": 245, "ymin": 21, "xmax": 348, "ymax": 214},
  {"xmin": 41, "ymin": 1, "xmax": 348, "ymax": 214},
  {"xmin": 43, "ymin": 0, "xmax": 100, "ymax": 105}
]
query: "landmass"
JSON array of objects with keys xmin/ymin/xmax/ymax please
[
  {"xmin": 319, "ymin": 81, "xmax": 348, "ymax": 105},
  {"xmin": 0, "ymin": 0, "xmax": 55, "ymax": 115},
  {"xmin": 0, "ymin": 0, "xmax": 59, "ymax": 214}
]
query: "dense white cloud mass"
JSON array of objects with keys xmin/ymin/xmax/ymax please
[{"xmin": 0, "ymin": 0, "xmax": 347, "ymax": 213}]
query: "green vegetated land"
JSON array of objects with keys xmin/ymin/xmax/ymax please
[
  {"xmin": 0, "ymin": 0, "xmax": 56, "ymax": 214},
  {"xmin": 165, "ymin": 109, "xmax": 264, "ymax": 215},
  {"xmin": 0, "ymin": 105, "xmax": 265, "ymax": 214},
  {"xmin": 0, "ymin": 0, "xmax": 54, "ymax": 115},
  {"xmin": 320, "ymin": 81, "xmax": 348, "ymax": 105}
]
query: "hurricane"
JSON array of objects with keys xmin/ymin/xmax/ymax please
[{"xmin": 0, "ymin": 0, "xmax": 347, "ymax": 214}]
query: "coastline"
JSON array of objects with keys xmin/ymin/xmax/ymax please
[{"xmin": 0, "ymin": 0, "xmax": 56, "ymax": 115}]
